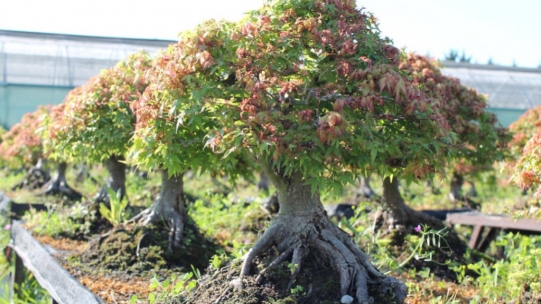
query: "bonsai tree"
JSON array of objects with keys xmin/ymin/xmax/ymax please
[
  {"xmin": 511, "ymin": 130, "xmax": 541, "ymax": 195},
  {"xmin": 508, "ymin": 106, "xmax": 541, "ymax": 194},
  {"xmin": 49, "ymin": 51, "xmax": 152, "ymax": 204},
  {"xmin": 0, "ymin": 106, "xmax": 51, "ymax": 190},
  {"xmin": 127, "ymin": 22, "xmax": 239, "ymax": 249},
  {"xmin": 0, "ymin": 106, "xmax": 81, "ymax": 199},
  {"xmin": 40, "ymin": 103, "xmax": 83, "ymax": 200},
  {"xmin": 386, "ymin": 53, "xmax": 509, "ymax": 213},
  {"xmin": 202, "ymin": 0, "xmax": 455, "ymax": 301},
  {"xmin": 508, "ymin": 106, "xmax": 541, "ymax": 162}
]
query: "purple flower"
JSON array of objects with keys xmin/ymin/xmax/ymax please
[
  {"xmin": 414, "ymin": 225, "xmax": 421, "ymax": 233},
  {"xmin": 4, "ymin": 224, "xmax": 11, "ymax": 230}
]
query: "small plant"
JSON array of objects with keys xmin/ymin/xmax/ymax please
[
  {"xmin": 99, "ymin": 187, "xmax": 129, "ymax": 226},
  {"xmin": 147, "ymin": 272, "xmax": 197, "ymax": 304},
  {"xmin": 386, "ymin": 224, "xmax": 450, "ymax": 274},
  {"xmin": 454, "ymin": 233, "xmax": 541, "ymax": 302}
]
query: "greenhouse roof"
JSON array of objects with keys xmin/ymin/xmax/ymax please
[
  {"xmin": 0, "ymin": 30, "xmax": 175, "ymax": 87},
  {"xmin": 441, "ymin": 62, "xmax": 541, "ymax": 110}
]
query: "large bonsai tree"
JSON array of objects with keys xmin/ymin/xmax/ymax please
[
  {"xmin": 202, "ymin": 0, "xmax": 458, "ymax": 301},
  {"xmin": 49, "ymin": 51, "xmax": 152, "ymax": 203}
]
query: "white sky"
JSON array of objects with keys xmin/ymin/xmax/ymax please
[{"xmin": 1, "ymin": 0, "xmax": 540, "ymax": 68}]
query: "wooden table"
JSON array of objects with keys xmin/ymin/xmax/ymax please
[{"xmin": 446, "ymin": 211, "xmax": 541, "ymax": 252}]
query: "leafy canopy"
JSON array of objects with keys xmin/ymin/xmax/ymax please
[
  {"xmin": 509, "ymin": 107, "xmax": 541, "ymax": 195},
  {"xmin": 128, "ymin": 21, "xmax": 232, "ymax": 176},
  {"xmin": 0, "ymin": 106, "xmax": 51, "ymax": 168},
  {"xmin": 399, "ymin": 53, "xmax": 509, "ymax": 176},
  {"xmin": 49, "ymin": 51, "xmax": 152, "ymax": 164},
  {"xmin": 199, "ymin": 0, "xmax": 457, "ymax": 193}
]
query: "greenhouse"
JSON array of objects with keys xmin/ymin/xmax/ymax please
[
  {"xmin": 0, "ymin": 30, "xmax": 174, "ymax": 128},
  {"xmin": 442, "ymin": 61, "xmax": 541, "ymax": 126}
]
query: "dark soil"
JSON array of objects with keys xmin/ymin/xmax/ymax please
[
  {"xmin": 77, "ymin": 216, "xmax": 221, "ymax": 277},
  {"xmin": 11, "ymin": 167, "xmax": 50, "ymax": 191},
  {"xmin": 187, "ymin": 249, "xmax": 400, "ymax": 304}
]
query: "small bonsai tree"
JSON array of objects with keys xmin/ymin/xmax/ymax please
[
  {"xmin": 128, "ymin": 23, "xmax": 233, "ymax": 249},
  {"xmin": 0, "ymin": 106, "xmax": 51, "ymax": 189},
  {"xmin": 508, "ymin": 106, "xmax": 541, "ymax": 159},
  {"xmin": 508, "ymin": 106, "xmax": 541, "ymax": 194},
  {"xmin": 511, "ymin": 130, "xmax": 541, "ymax": 196},
  {"xmin": 385, "ymin": 53, "xmax": 509, "ymax": 214},
  {"xmin": 0, "ymin": 106, "xmax": 81, "ymax": 199},
  {"xmin": 49, "ymin": 51, "xmax": 152, "ymax": 204}
]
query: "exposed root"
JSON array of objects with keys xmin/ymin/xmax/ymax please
[
  {"xmin": 130, "ymin": 207, "xmax": 187, "ymax": 251},
  {"xmin": 40, "ymin": 179, "xmax": 82, "ymax": 201},
  {"xmin": 240, "ymin": 223, "xmax": 280, "ymax": 277},
  {"xmin": 237, "ymin": 214, "xmax": 407, "ymax": 304}
]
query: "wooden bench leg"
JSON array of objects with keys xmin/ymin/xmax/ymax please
[
  {"xmin": 477, "ymin": 228, "xmax": 499, "ymax": 252},
  {"xmin": 469, "ymin": 225, "xmax": 484, "ymax": 250}
]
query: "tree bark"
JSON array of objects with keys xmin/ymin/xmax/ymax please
[
  {"xmin": 131, "ymin": 169, "xmax": 187, "ymax": 250},
  {"xmin": 238, "ymin": 169, "xmax": 407, "ymax": 304},
  {"xmin": 94, "ymin": 155, "xmax": 127, "ymax": 205},
  {"xmin": 377, "ymin": 176, "xmax": 445, "ymax": 233},
  {"xmin": 41, "ymin": 162, "xmax": 82, "ymax": 201}
]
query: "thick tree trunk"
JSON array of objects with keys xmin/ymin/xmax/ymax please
[
  {"xmin": 94, "ymin": 155, "xmax": 127, "ymax": 205},
  {"xmin": 131, "ymin": 169, "xmax": 186, "ymax": 250},
  {"xmin": 238, "ymin": 170, "xmax": 407, "ymax": 304},
  {"xmin": 377, "ymin": 177, "xmax": 446, "ymax": 234},
  {"xmin": 11, "ymin": 158, "xmax": 50, "ymax": 190},
  {"xmin": 41, "ymin": 162, "xmax": 82, "ymax": 201}
]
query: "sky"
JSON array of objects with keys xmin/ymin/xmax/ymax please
[{"xmin": 1, "ymin": 0, "xmax": 540, "ymax": 68}]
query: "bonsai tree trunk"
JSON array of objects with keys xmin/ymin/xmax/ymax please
[
  {"xmin": 94, "ymin": 155, "xmax": 127, "ymax": 204},
  {"xmin": 41, "ymin": 162, "xmax": 82, "ymax": 201},
  {"xmin": 11, "ymin": 158, "xmax": 51, "ymax": 190},
  {"xmin": 449, "ymin": 171, "xmax": 479, "ymax": 209},
  {"xmin": 356, "ymin": 173, "xmax": 376, "ymax": 200},
  {"xmin": 376, "ymin": 177, "xmax": 447, "ymax": 234},
  {"xmin": 132, "ymin": 169, "xmax": 187, "ymax": 250},
  {"xmin": 257, "ymin": 172, "xmax": 270, "ymax": 194},
  {"xmin": 237, "ymin": 168, "xmax": 407, "ymax": 304}
]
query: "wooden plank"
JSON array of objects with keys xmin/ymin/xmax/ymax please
[
  {"xmin": 10, "ymin": 220, "xmax": 104, "ymax": 304},
  {"xmin": 446, "ymin": 212, "xmax": 541, "ymax": 232}
]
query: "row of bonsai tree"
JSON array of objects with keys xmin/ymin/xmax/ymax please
[{"xmin": 1, "ymin": 0, "xmax": 540, "ymax": 302}]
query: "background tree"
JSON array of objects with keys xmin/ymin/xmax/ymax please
[
  {"xmin": 507, "ymin": 106, "xmax": 541, "ymax": 194},
  {"xmin": 0, "ymin": 105, "xmax": 81, "ymax": 199},
  {"xmin": 395, "ymin": 53, "xmax": 509, "ymax": 212},
  {"xmin": 0, "ymin": 106, "xmax": 52, "ymax": 190},
  {"xmin": 511, "ymin": 130, "xmax": 541, "ymax": 196},
  {"xmin": 49, "ymin": 51, "xmax": 152, "ymax": 204}
]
